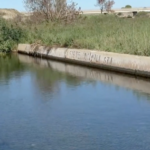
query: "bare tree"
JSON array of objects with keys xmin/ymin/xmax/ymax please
[
  {"xmin": 97, "ymin": 0, "xmax": 106, "ymax": 14},
  {"xmin": 96, "ymin": 0, "xmax": 115, "ymax": 14},
  {"xmin": 105, "ymin": 0, "xmax": 115, "ymax": 13},
  {"xmin": 24, "ymin": 0, "xmax": 82, "ymax": 23}
]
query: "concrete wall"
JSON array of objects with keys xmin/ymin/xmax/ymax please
[
  {"xmin": 17, "ymin": 44, "xmax": 150, "ymax": 78},
  {"xmin": 82, "ymin": 8, "xmax": 150, "ymax": 15},
  {"xmin": 116, "ymin": 12, "xmax": 134, "ymax": 18}
]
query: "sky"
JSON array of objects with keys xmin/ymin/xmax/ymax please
[{"xmin": 0, "ymin": 0, "xmax": 150, "ymax": 11}]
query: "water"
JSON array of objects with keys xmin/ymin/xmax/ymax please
[{"xmin": 1, "ymin": 54, "xmax": 150, "ymax": 150}]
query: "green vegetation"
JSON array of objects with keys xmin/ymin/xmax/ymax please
[
  {"xmin": 0, "ymin": 18, "xmax": 26, "ymax": 53},
  {"xmin": 1, "ymin": 13, "xmax": 150, "ymax": 56},
  {"xmin": 136, "ymin": 11, "xmax": 150, "ymax": 18},
  {"xmin": 117, "ymin": 12, "xmax": 122, "ymax": 16},
  {"xmin": 22, "ymin": 15, "xmax": 150, "ymax": 56},
  {"xmin": 122, "ymin": 5, "xmax": 132, "ymax": 9},
  {"xmin": 125, "ymin": 5, "xmax": 132, "ymax": 8}
]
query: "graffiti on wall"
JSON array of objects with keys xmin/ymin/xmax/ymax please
[{"xmin": 68, "ymin": 50, "xmax": 113, "ymax": 64}]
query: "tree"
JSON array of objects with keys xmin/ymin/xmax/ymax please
[
  {"xmin": 96, "ymin": 0, "xmax": 106, "ymax": 14},
  {"xmin": 24, "ymin": 0, "xmax": 82, "ymax": 23},
  {"xmin": 96, "ymin": 0, "xmax": 115, "ymax": 13},
  {"xmin": 105, "ymin": 0, "xmax": 115, "ymax": 12},
  {"xmin": 125, "ymin": 5, "xmax": 132, "ymax": 8}
]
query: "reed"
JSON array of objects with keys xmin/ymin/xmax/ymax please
[
  {"xmin": 1, "ymin": 14, "xmax": 150, "ymax": 56},
  {"xmin": 24, "ymin": 15, "xmax": 150, "ymax": 56}
]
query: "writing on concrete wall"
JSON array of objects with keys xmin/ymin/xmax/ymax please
[{"xmin": 68, "ymin": 50, "xmax": 113, "ymax": 64}]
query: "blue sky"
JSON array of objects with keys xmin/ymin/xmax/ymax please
[{"xmin": 0, "ymin": 0, "xmax": 150, "ymax": 11}]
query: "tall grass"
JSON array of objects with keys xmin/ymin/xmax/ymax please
[
  {"xmin": 1, "ymin": 14, "xmax": 150, "ymax": 56},
  {"xmin": 23, "ymin": 15, "xmax": 150, "ymax": 56}
]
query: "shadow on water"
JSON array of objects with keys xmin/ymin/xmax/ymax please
[
  {"xmin": 0, "ymin": 54, "xmax": 26, "ymax": 82},
  {"xmin": 18, "ymin": 54, "xmax": 150, "ymax": 101}
]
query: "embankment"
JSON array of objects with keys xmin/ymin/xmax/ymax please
[{"xmin": 17, "ymin": 44, "xmax": 150, "ymax": 78}]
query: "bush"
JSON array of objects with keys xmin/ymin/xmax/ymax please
[
  {"xmin": 136, "ymin": 12, "xmax": 149, "ymax": 18},
  {"xmin": 117, "ymin": 12, "xmax": 122, "ymax": 16},
  {"xmin": 125, "ymin": 5, "xmax": 132, "ymax": 8},
  {"xmin": 0, "ymin": 18, "xmax": 26, "ymax": 53}
]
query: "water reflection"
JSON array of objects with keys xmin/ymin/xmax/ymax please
[
  {"xmin": 0, "ymin": 54, "xmax": 25, "ymax": 83},
  {"xmin": 18, "ymin": 54, "xmax": 150, "ymax": 100},
  {"xmin": 1, "ymin": 54, "xmax": 150, "ymax": 150}
]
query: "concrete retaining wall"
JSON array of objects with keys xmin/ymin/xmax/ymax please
[{"xmin": 17, "ymin": 44, "xmax": 150, "ymax": 78}]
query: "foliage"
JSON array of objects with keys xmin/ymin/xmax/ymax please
[
  {"xmin": 125, "ymin": 5, "xmax": 132, "ymax": 8},
  {"xmin": 136, "ymin": 11, "xmax": 149, "ymax": 18},
  {"xmin": 22, "ymin": 15, "xmax": 150, "ymax": 56},
  {"xmin": 0, "ymin": 18, "xmax": 26, "ymax": 53},
  {"xmin": 117, "ymin": 12, "xmax": 122, "ymax": 16},
  {"xmin": 1, "ymin": 12, "xmax": 150, "ymax": 56}
]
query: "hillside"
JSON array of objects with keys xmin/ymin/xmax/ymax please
[{"xmin": 0, "ymin": 9, "xmax": 24, "ymax": 19}]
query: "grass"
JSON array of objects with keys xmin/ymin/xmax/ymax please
[
  {"xmin": 22, "ymin": 14, "xmax": 150, "ymax": 56},
  {"xmin": 1, "ymin": 14, "xmax": 150, "ymax": 56}
]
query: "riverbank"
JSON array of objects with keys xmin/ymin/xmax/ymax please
[
  {"xmin": 22, "ymin": 15, "xmax": 150, "ymax": 56},
  {"xmin": 17, "ymin": 44, "xmax": 150, "ymax": 78},
  {"xmin": 1, "ymin": 15, "xmax": 150, "ymax": 56},
  {"xmin": 0, "ymin": 17, "xmax": 25, "ymax": 53}
]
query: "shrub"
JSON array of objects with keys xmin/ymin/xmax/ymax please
[
  {"xmin": 136, "ymin": 12, "xmax": 149, "ymax": 18},
  {"xmin": 127, "ymin": 15, "xmax": 133, "ymax": 18},
  {"xmin": 0, "ymin": 18, "xmax": 26, "ymax": 52},
  {"xmin": 125, "ymin": 5, "xmax": 132, "ymax": 8},
  {"xmin": 118, "ymin": 12, "xmax": 122, "ymax": 16}
]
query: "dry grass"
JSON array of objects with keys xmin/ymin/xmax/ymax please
[{"xmin": 0, "ymin": 9, "xmax": 24, "ymax": 20}]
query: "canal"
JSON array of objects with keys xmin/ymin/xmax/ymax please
[{"xmin": 0, "ymin": 54, "xmax": 150, "ymax": 150}]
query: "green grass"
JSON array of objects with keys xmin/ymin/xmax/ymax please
[
  {"xmin": 1, "ymin": 14, "xmax": 150, "ymax": 56},
  {"xmin": 22, "ymin": 15, "xmax": 150, "ymax": 56}
]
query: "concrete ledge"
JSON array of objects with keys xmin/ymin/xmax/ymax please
[{"xmin": 17, "ymin": 44, "xmax": 150, "ymax": 78}]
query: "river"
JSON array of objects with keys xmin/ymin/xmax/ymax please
[{"xmin": 0, "ymin": 54, "xmax": 150, "ymax": 150}]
